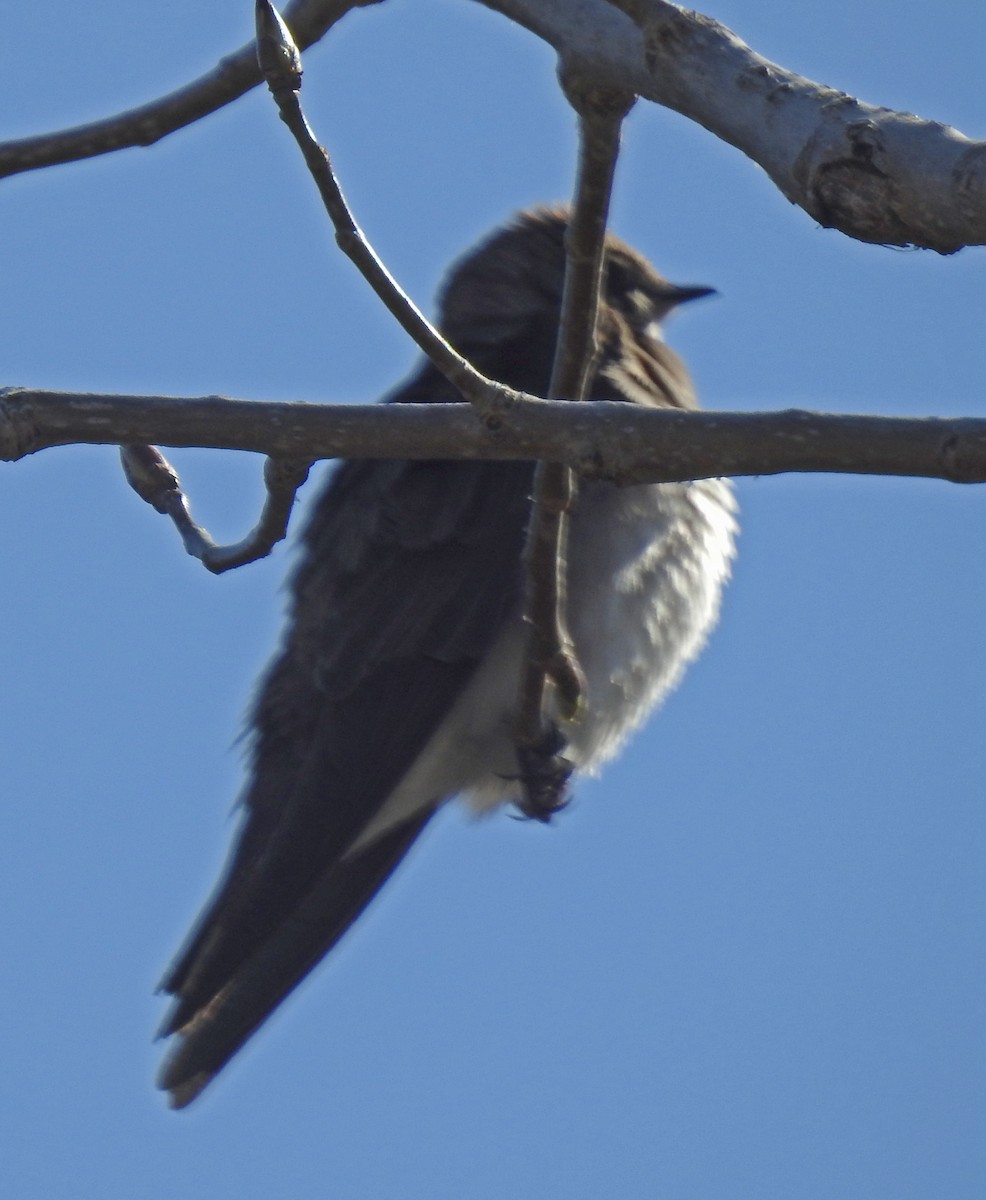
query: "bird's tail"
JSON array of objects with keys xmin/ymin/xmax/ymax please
[{"xmin": 157, "ymin": 808, "xmax": 435, "ymax": 1108}]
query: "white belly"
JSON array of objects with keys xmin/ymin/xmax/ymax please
[
  {"xmin": 562, "ymin": 475, "xmax": 737, "ymax": 770},
  {"xmin": 346, "ymin": 476, "xmax": 737, "ymax": 853}
]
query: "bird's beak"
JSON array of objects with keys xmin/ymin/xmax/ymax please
[{"xmin": 668, "ymin": 284, "xmax": 717, "ymax": 305}]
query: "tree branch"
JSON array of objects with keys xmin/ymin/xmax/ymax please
[
  {"xmin": 0, "ymin": 0, "xmax": 375, "ymax": 180},
  {"xmin": 253, "ymin": 0, "xmax": 518, "ymax": 423},
  {"xmin": 120, "ymin": 444, "xmax": 312, "ymax": 573},
  {"xmin": 4, "ymin": 390, "xmax": 986, "ymax": 486},
  {"xmin": 2, "ymin": 3, "xmax": 981, "ymax": 252},
  {"xmin": 481, "ymin": 0, "xmax": 986, "ymax": 252},
  {"xmin": 514, "ymin": 77, "xmax": 635, "ymax": 819}
]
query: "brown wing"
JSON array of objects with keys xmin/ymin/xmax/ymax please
[{"xmin": 157, "ymin": 361, "xmax": 535, "ymax": 1105}]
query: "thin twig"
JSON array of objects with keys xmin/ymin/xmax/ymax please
[
  {"xmin": 254, "ymin": 0, "xmax": 518, "ymax": 424},
  {"xmin": 0, "ymin": 1, "xmax": 373, "ymax": 181},
  {"xmin": 120, "ymin": 444, "xmax": 311, "ymax": 574},
  {"xmin": 513, "ymin": 77, "xmax": 636, "ymax": 820}
]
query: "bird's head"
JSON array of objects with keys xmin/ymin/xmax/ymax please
[{"xmin": 436, "ymin": 207, "xmax": 715, "ymax": 405}]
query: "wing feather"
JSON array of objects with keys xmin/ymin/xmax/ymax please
[{"xmin": 158, "ymin": 363, "xmax": 535, "ymax": 1101}]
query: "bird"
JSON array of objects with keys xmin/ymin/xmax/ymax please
[{"xmin": 156, "ymin": 206, "xmax": 738, "ymax": 1108}]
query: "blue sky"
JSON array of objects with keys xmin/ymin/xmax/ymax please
[{"xmin": 1, "ymin": 2, "xmax": 984, "ymax": 1197}]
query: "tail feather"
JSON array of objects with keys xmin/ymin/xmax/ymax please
[{"xmin": 157, "ymin": 808, "xmax": 435, "ymax": 1108}]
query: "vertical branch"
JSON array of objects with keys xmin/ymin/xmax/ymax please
[{"xmin": 514, "ymin": 77, "xmax": 636, "ymax": 820}]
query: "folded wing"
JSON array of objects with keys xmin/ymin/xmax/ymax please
[{"xmin": 157, "ymin": 363, "xmax": 535, "ymax": 1106}]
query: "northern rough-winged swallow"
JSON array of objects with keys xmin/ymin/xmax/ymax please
[{"xmin": 157, "ymin": 208, "xmax": 738, "ymax": 1107}]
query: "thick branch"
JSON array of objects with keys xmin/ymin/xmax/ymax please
[
  {"xmin": 483, "ymin": 0, "xmax": 986, "ymax": 252},
  {"xmin": 2, "ymin": 3, "xmax": 981, "ymax": 252},
  {"xmin": 4, "ymin": 390, "xmax": 986, "ymax": 485}
]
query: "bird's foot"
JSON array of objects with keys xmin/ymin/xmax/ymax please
[{"xmin": 513, "ymin": 724, "xmax": 574, "ymax": 823}]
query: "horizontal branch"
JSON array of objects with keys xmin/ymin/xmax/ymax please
[{"xmin": 3, "ymin": 388, "xmax": 986, "ymax": 485}]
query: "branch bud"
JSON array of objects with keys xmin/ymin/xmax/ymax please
[
  {"xmin": 120, "ymin": 443, "xmax": 181, "ymax": 513},
  {"xmin": 255, "ymin": 0, "xmax": 303, "ymax": 94}
]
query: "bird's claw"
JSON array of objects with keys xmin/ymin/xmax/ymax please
[{"xmin": 512, "ymin": 724, "xmax": 574, "ymax": 823}]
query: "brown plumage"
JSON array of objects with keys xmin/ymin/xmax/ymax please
[{"xmin": 157, "ymin": 208, "xmax": 736, "ymax": 1107}]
